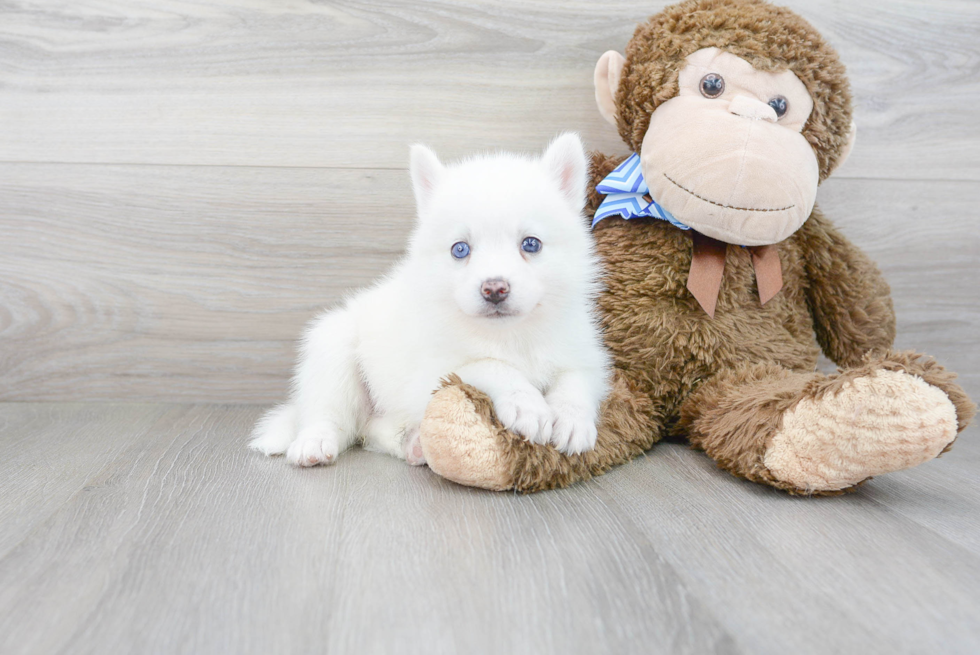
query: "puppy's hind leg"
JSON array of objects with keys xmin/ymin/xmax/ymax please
[
  {"xmin": 287, "ymin": 308, "xmax": 368, "ymax": 467},
  {"xmin": 362, "ymin": 416, "xmax": 426, "ymax": 466}
]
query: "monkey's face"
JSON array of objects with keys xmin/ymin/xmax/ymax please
[
  {"xmin": 640, "ymin": 48, "xmax": 818, "ymax": 245},
  {"xmin": 596, "ymin": 46, "xmax": 855, "ymax": 246}
]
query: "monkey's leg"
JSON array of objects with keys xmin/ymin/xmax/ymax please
[
  {"xmin": 419, "ymin": 370, "xmax": 664, "ymax": 493},
  {"xmin": 677, "ymin": 351, "xmax": 975, "ymax": 495}
]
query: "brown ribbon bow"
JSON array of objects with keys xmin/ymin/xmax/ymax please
[{"xmin": 687, "ymin": 231, "xmax": 783, "ymax": 318}]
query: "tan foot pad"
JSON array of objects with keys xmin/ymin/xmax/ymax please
[
  {"xmin": 764, "ymin": 370, "xmax": 958, "ymax": 492},
  {"xmin": 419, "ymin": 385, "xmax": 514, "ymax": 491}
]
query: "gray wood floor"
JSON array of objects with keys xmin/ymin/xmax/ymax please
[
  {"xmin": 2, "ymin": 1, "xmax": 979, "ymax": 653},
  {"xmin": 1, "ymin": 403, "xmax": 978, "ymax": 654}
]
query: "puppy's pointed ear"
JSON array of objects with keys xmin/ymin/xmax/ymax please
[
  {"xmin": 542, "ymin": 132, "xmax": 587, "ymax": 210},
  {"xmin": 594, "ymin": 50, "xmax": 626, "ymax": 127},
  {"xmin": 409, "ymin": 144, "xmax": 444, "ymax": 211}
]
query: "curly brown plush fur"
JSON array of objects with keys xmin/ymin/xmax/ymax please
[
  {"xmin": 587, "ymin": 153, "xmax": 896, "ymax": 435},
  {"xmin": 616, "ymin": 0, "xmax": 853, "ymax": 180}
]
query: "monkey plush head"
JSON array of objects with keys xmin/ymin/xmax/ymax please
[{"xmin": 594, "ymin": 0, "xmax": 855, "ymax": 246}]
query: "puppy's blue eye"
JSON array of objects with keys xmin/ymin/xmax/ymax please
[
  {"xmin": 451, "ymin": 241, "xmax": 470, "ymax": 259},
  {"xmin": 521, "ymin": 237, "xmax": 542, "ymax": 254}
]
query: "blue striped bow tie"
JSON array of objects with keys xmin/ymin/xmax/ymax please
[{"xmin": 592, "ymin": 153, "xmax": 690, "ymax": 230}]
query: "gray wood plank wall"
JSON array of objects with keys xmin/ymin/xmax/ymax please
[{"xmin": 2, "ymin": 0, "xmax": 979, "ymax": 402}]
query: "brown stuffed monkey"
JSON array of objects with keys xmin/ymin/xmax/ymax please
[{"xmin": 417, "ymin": 0, "xmax": 975, "ymax": 495}]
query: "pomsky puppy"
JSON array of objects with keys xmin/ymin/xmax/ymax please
[{"xmin": 249, "ymin": 133, "xmax": 610, "ymax": 467}]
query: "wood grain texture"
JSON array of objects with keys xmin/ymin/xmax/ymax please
[
  {"xmin": 0, "ymin": 402, "xmax": 173, "ymax": 559},
  {"xmin": 1, "ymin": 0, "xmax": 978, "ymax": 401},
  {"xmin": 0, "ymin": 402, "xmax": 977, "ymax": 655},
  {"xmin": 2, "ymin": 165, "xmax": 977, "ymax": 402},
  {"xmin": 0, "ymin": 403, "xmax": 737, "ymax": 655},
  {"xmin": 0, "ymin": 163, "xmax": 414, "ymax": 401},
  {"xmin": 593, "ymin": 436, "xmax": 980, "ymax": 655},
  {"xmin": 0, "ymin": 0, "xmax": 978, "ymax": 179}
]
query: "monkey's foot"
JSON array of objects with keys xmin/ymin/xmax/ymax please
[
  {"xmin": 420, "ymin": 383, "xmax": 515, "ymax": 491},
  {"xmin": 680, "ymin": 351, "xmax": 974, "ymax": 495},
  {"xmin": 419, "ymin": 372, "xmax": 661, "ymax": 493},
  {"xmin": 763, "ymin": 369, "xmax": 957, "ymax": 492}
]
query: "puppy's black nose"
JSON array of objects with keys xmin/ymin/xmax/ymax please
[{"xmin": 481, "ymin": 278, "xmax": 510, "ymax": 304}]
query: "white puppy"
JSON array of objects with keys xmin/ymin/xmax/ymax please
[{"xmin": 249, "ymin": 134, "xmax": 610, "ymax": 467}]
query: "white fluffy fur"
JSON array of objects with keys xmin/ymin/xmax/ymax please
[{"xmin": 249, "ymin": 134, "xmax": 610, "ymax": 467}]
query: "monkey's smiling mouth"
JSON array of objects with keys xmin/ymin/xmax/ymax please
[{"xmin": 663, "ymin": 173, "xmax": 794, "ymax": 212}]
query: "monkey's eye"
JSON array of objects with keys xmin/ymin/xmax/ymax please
[
  {"xmin": 521, "ymin": 237, "xmax": 542, "ymax": 254},
  {"xmin": 451, "ymin": 241, "xmax": 470, "ymax": 259},
  {"xmin": 768, "ymin": 96, "xmax": 789, "ymax": 118},
  {"xmin": 699, "ymin": 73, "xmax": 725, "ymax": 98}
]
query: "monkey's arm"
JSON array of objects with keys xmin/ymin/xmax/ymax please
[{"xmin": 799, "ymin": 208, "xmax": 896, "ymax": 367}]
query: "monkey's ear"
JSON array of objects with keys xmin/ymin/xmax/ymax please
[
  {"xmin": 409, "ymin": 144, "xmax": 444, "ymax": 210},
  {"xmin": 594, "ymin": 50, "xmax": 626, "ymax": 127},
  {"xmin": 829, "ymin": 121, "xmax": 857, "ymax": 176},
  {"xmin": 542, "ymin": 132, "xmax": 588, "ymax": 209}
]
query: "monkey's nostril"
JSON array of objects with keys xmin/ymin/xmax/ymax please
[{"xmin": 728, "ymin": 95, "xmax": 778, "ymax": 122}]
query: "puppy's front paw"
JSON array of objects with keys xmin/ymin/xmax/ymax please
[
  {"xmin": 494, "ymin": 389, "xmax": 554, "ymax": 444},
  {"xmin": 286, "ymin": 426, "xmax": 339, "ymax": 467},
  {"xmin": 548, "ymin": 401, "xmax": 598, "ymax": 455}
]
